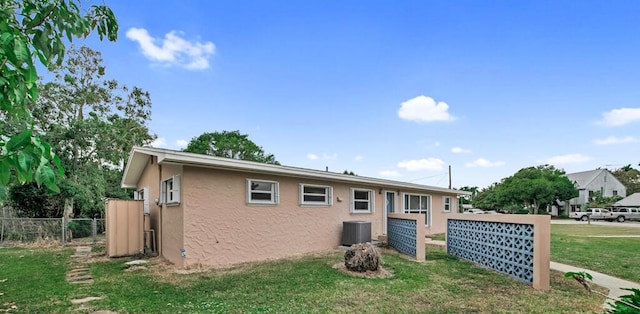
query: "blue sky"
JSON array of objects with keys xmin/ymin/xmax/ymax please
[{"xmin": 82, "ymin": 0, "xmax": 640, "ymax": 189}]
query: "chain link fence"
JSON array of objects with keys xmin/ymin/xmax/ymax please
[{"xmin": 0, "ymin": 217, "xmax": 105, "ymax": 246}]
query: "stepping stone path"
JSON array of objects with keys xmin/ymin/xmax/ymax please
[
  {"xmin": 65, "ymin": 247, "xmax": 114, "ymax": 313},
  {"xmin": 66, "ymin": 246, "xmax": 94, "ymax": 284}
]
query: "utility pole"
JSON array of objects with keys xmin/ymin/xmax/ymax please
[{"xmin": 448, "ymin": 165, "xmax": 452, "ymax": 189}]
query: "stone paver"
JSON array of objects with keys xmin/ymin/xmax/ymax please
[
  {"xmin": 71, "ymin": 296, "xmax": 104, "ymax": 305},
  {"xmin": 66, "ymin": 246, "xmax": 93, "ymax": 284},
  {"xmin": 125, "ymin": 260, "xmax": 148, "ymax": 266}
]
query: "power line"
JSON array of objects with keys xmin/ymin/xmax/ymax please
[{"xmin": 408, "ymin": 172, "xmax": 448, "ymax": 183}]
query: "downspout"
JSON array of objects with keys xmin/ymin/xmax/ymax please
[{"xmin": 158, "ymin": 161, "xmax": 163, "ymax": 256}]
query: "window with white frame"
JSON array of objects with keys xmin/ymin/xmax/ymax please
[
  {"xmin": 300, "ymin": 184, "xmax": 332, "ymax": 206},
  {"xmin": 161, "ymin": 175, "xmax": 180, "ymax": 205},
  {"xmin": 134, "ymin": 187, "xmax": 150, "ymax": 214},
  {"xmin": 443, "ymin": 196, "xmax": 452, "ymax": 213},
  {"xmin": 403, "ymin": 193, "xmax": 431, "ymax": 226},
  {"xmin": 351, "ymin": 188, "xmax": 374, "ymax": 213},
  {"xmin": 247, "ymin": 179, "xmax": 279, "ymax": 204}
]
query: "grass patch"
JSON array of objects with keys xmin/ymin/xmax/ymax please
[
  {"xmin": 1, "ymin": 246, "xmax": 606, "ymax": 313},
  {"xmin": 0, "ymin": 247, "xmax": 75, "ymax": 313},
  {"xmin": 430, "ymin": 233, "xmax": 446, "ymax": 241},
  {"xmin": 552, "ymin": 224, "xmax": 640, "ymax": 282}
]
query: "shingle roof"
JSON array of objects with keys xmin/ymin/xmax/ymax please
[
  {"xmin": 566, "ymin": 169, "xmax": 605, "ymax": 189},
  {"xmin": 614, "ymin": 193, "xmax": 640, "ymax": 207}
]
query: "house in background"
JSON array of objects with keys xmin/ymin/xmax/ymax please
[
  {"xmin": 614, "ymin": 192, "xmax": 640, "ymax": 208},
  {"xmin": 121, "ymin": 146, "xmax": 470, "ymax": 268},
  {"xmin": 565, "ymin": 169, "xmax": 626, "ymax": 212}
]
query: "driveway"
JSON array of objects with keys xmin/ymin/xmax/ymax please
[{"xmin": 551, "ymin": 219, "xmax": 640, "ymax": 228}]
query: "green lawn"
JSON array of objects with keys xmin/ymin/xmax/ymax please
[
  {"xmin": 0, "ymin": 247, "xmax": 76, "ymax": 313},
  {"xmin": 551, "ymin": 224, "xmax": 640, "ymax": 282},
  {"xmin": 0, "ymin": 246, "xmax": 605, "ymax": 313}
]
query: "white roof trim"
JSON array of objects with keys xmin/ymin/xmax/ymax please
[{"xmin": 122, "ymin": 146, "xmax": 471, "ymax": 195}]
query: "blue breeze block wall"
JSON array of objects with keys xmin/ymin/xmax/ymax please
[
  {"xmin": 387, "ymin": 217, "xmax": 418, "ymax": 258},
  {"xmin": 447, "ymin": 219, "xmax": 534, "ymax": 284}
]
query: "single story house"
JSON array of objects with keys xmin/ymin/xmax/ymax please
[
  {"xmin": 614, "ymin": 192, "xmax": 640, "ymax": 208},
  {"xmin": 565, "ymin": 169, "xmax": 626, "ymax": 212},
  {"xmin": 121, "ymin": 146, "xmax": 470, "ymax": 268}
]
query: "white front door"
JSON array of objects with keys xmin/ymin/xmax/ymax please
[{"xmin": 383, "ymin": 191, "xmax": 396, "ymax": 234}]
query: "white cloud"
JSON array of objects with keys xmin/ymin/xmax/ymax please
[
  {"xmin": 354, "ymin": 155, "xmax": 364, "ymax": 161},
  {"xmin": 323, "ymin": 153, "xmax": 338, "ymax": 160},
  {"xmin": 465, "ymin": 158, "xmax": 505, "ymax": 168},
  {"xmin": 149, "ymin": 137, "xmax": 167, "ymax": 148},
  {"xmin": 379, "ymin": 170, "xmax": 401, "ymax": 177},
  {"xmin": 398, "ymin": 95, "xmax": 455, "ymax": 122},
  {"xmin": 451, "ymin": 147, "xmax": 471, "ymax": 154},
  {"xmin": 126, "ymin": 27, "xmax": 215, "ymax": 70},
  {"xmin": 593, "ymin": 136, "xmax": 638, "ymax": 145},
  {"xmin": 306, "ymin": 153, "xmax": 319, "ymax": 160},
  {"xmin": 597, "ymin": 108, "xmax": 640, "ymax": 127},
  {"xmin": 176, "ymin": 139, "xmax": 189, "ymax": 148},
  {"xmin": 397, "ymin": 158, "xmax": 445, "ymax": 171},
  {"xmin": 434, "ymin": 141, "xmax": 441, "ymax": 147},
  {"xmin": 543, "ymin": 153, "xmax": 591, "ymax": 165}
]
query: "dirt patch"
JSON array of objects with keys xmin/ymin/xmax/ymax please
[
  {"xmin": 1, "ymin": 238, "xmax": 62, "ymax": 249},
  {"xmin": 332, "ymin": 262, "xmax": 393, "ymax": 278},
  {"xmin": 86, "ymin": 253, "xmax": 110, "ymax": 264},
  {"xmin": 144, "ymin": 258, "xmax": 189, "ymax": 285}
]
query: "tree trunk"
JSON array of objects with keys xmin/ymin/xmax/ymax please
[{"xmin": 63, "ymin": 198, "xmax": 74, "ymax": 219}]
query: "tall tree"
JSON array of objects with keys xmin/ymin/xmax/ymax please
[
  {"xmin": 498, "ymin": 165, "xmax": 577, "ymax": 214},
  {"xmin": 0, "ymin": 0, "xmax": 118, "ymax": 200},
  {"xmin": 9, "ymin": 46, "xmax": 155, "ymax": 218},
  {"xmin": 612, "ymin": 164, "xmax": 640, "ymax": 195},
  {"xmin": 473, "ymin": 184, "xmax": 500, "ymax": 210},
  {"xmin": 474, "ymin": 165, "xmax": 578, "ymax": 214},
  {"xmin": 184, "ymin": 130, "xmax": 278, "ymax": 164},
  {"xmin": 458, "ymin": 186, "xmax": 479, "ymax": 203}
]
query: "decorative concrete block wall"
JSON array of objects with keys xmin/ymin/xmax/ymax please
[
  {"xmin": 446, "ymin": 214, "xmax": 550, "ymax": 290},
  {"xmin": 387, "ymin": 213, "xmax": 425, "ymax": 262}
]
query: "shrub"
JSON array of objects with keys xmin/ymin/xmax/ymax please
[
  {"xmin": 607, "ymin": 288, "xmax": 640, "ymax": 313},
  {"xmin": 344, "ymin": 243, "xmax": 381, "ymax": 272},
  {"xmin": 67, "ymin": 221, "xmax": 92, "ymax": 238},
  {"xmin": 503, "ymin": 204, "xmax": 527, "ymax": 214}
]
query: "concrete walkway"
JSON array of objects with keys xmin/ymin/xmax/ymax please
[
  {"xmin": 425, "ymin": 239, "xmax": 640, "ymax": 308},
  {"xmin": 550, "ymin": 261, "xmax": 640, "ymax": 302}
]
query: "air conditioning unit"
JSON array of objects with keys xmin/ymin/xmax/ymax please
[{"xmin": 341, "ymin": 221, "xmax": 371, "ymax": 246}]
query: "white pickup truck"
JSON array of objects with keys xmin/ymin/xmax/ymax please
[
  {"xmin": 610, "ymin": 207, "xmax": 640, "ymax": 222},
  {"xmin": 569, "ymin": 208, "xmax": 615, "ymax": 221}
]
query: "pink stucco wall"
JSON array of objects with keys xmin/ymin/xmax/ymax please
[
  {"xmin": 135, "ymin": 156, "xmax": 161, "ymax": 253},
  {"xmin": 159, "ymin": 164, "xmax": 184, "ymax": 268},
  {"xmin": 426, "ymin": 195, "xmax": 458, "ymax": 235},
  {"xmin": 131, "ymin": 158, "xmax": 461, "ymax": 268},
  {"xmin": 180, "ymin": 167, "xmax": 383, "ymax": 267}
]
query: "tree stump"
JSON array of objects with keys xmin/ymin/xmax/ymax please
[{"xmin": 344, "ymin": 243, "xmax": 381, "ymax": 272}]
